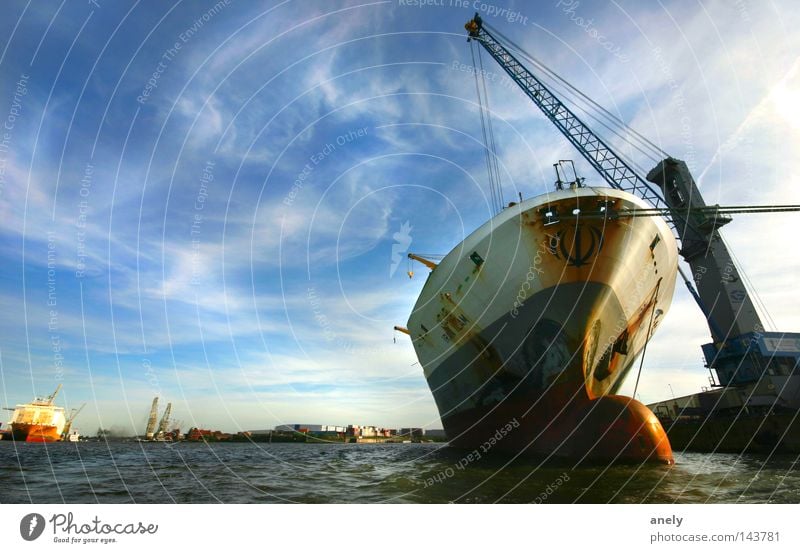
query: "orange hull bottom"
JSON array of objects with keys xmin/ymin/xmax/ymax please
[
  {"xmin": 445, "ymin": 394, "xmax": 674, "ymax": 465},
  {"xmin": 11, "ymin": 424, "xmax": 62, "ymax": 443}
]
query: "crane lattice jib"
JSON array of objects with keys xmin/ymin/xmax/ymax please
[{"xmin": 471, "ymin": 25, "xmax": 669, "ymax": 217}]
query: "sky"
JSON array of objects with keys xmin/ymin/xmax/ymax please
[{"xmin": 0, "ymin": 0, "xmax": 798, "ymax": 436}]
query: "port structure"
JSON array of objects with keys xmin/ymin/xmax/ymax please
[
  {"xmin": 156, "ymin": 402, "xmax": 172, "ymax": 437},
  {"xmin": 143, "ymin": 397, "xmax": 175, "ymax": 441},
  {"xmin": 465, "ymin": 14, "xmax": 800, "ymax": 451},
  {"xmin": 145, "ymin": 397, "xmax": 159, "ymax": 440},
  {"xmin": 465, "ymin": 14, "xmax": 800, "ymax": 393},
  {"xmin": 61, "ymin": 402, "xmax": 86, "ymax": 440},
  {"xmin": 46, "ymin": 383, "xmax": 63, "ymax": 404}
]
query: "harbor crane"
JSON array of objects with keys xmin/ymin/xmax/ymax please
[
  {"xmin": 156, "ymin": 402, "xmax": 172, "ymax": 437},
  {"xmin": 464, "ymin": 14, "xmax": 800, "ymax": 451},
  {"xmin": 145, "ymin": 397, "xmax": 159, "ymax": 440},
  {"xmin": 61, "ymin": 402, "xmax": 86, "ymax": 439}
]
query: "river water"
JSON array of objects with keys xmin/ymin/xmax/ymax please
[{"xmin": 1, "ymin": 441, "xmax": 798, "ymax": 503}]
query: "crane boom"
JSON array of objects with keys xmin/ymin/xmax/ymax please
[
  {"xmin": 145, "ymin": 397, "xmax": 159, "ymax": 439},
  {"xmin": 157, "ymin": 402, "xmax": 172, "ymax": 436},
  {"xmin": 407, "ymin": 253, "xmax": 438, "ymax": 270},
  {"xmin": 61, "ymin": 402, "xmax": 86, "ymax": 439},
  {"xmin": 46, "ymin": 383, "xmax": 63, "ymax": 405},
  {"xmin": 465, "ymin": 17, "xmax": 667, "ymax": 213}
]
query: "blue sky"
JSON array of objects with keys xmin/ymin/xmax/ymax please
[{"xmin": 1, "ymin": 0, "xmax": 798, "ymax": 435}]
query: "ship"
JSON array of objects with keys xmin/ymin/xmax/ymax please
[
  {"xmin": 7, "ymin": 384, "xmax": 67, "ymax": 442},
  {"xmin": 405, "ymin": 185, "xmax": 678, "ymax": 464}
]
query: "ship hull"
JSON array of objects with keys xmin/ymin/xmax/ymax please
[
  {"xmin": 10, "ymin": 423, "xmax": 62, "ymax": 442},
  {"xmin": 408, "ymin": 187, "xmax": 678, "ymax": 463},
  {"xmin": 443, "ymin": 395, "xmax": 671, "ymax": 463}
]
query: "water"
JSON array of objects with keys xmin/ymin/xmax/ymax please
[{"xmin": 1, "ymin": 441, "xmax": 798, "ymax": 503}]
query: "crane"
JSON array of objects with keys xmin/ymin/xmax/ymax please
[
  {"xmin": 464, "ymin": 14, "xmax": 800, "ymax": 390},
  {"xmin": 61, "ymin": 402, "xmax": 86, "ymax": 440},
  {"xmin": 156, "ymin": 402, "xmax": 172, "ymax": 438},
  {"xmin": 44, "ymin": 383, "xmax": 62, "ymax": 405},
  {"xmin": 144, "ymin": 397, "xmax": 159, "ymax": 440}
]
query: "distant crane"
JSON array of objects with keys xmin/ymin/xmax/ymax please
[
  {"xmin": 145, "ymin": 397, "xmax": 159, "ymax": 440},
  {"xmin": 156, "ymin": 402, "xmax": 172, "ymax": 438},
  {"xmin": 61, "ymin": 403, "xmax": 86, "ymax": 440},
  {"xmin": 45, "ymin": 383, "xmax": 62, "ymax": 405}
]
